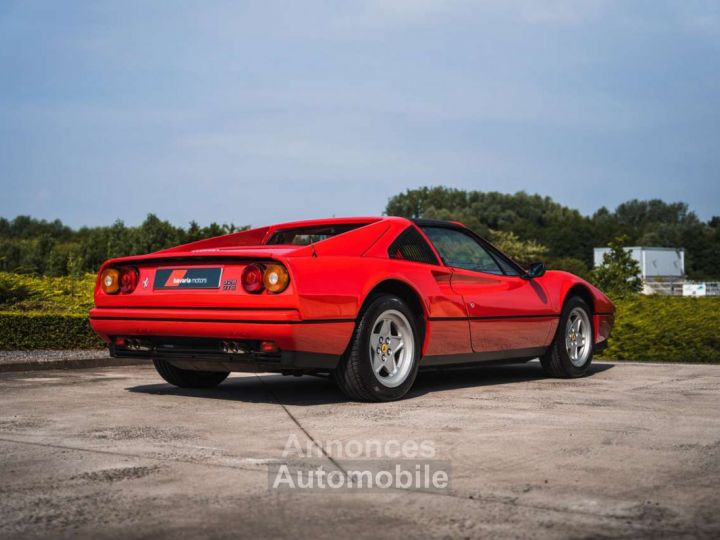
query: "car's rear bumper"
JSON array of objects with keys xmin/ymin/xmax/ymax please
[
  {"xmin": 109, "ymin": 336, "xmax": 341, "ymax": 372},
  {"xmin": 89, "ymin": 307, "xmax": 355, "ymax": 371}
]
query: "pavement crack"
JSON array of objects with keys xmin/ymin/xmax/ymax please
[
  {"xmin": 255, "ymin": 374, "xmax": 348, "ymax": 476},
  {"xmin": 0, "ymin": 436, "xmax": 265, "ymax": 474}
]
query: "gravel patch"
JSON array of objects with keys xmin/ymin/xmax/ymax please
[
  {"xmin": 0, "ymin": 349, "xmax": 109, "ymax": 364},
  {"xmin": 0, "ymin": 349, "xmax": 144, "ymax": 371}
]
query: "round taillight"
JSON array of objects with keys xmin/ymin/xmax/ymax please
[
  {"xmin": 101, "ymin": 268, "xmax": 120, "ymax": 294},
  {"xmin": 242, "ymin": 264, "xmax": 265, "ymax": 294},
  {"xmin": 119, "ymin": 267, "xmax": 139, "ymax": 294},
  {"xmin": 263, "ymin": 264, "xmax": 290, "ymax": 294}
]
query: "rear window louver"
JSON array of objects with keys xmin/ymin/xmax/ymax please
[{"xmin": 388, "ymin": 227, "xmax": 439, "ymax": 265}]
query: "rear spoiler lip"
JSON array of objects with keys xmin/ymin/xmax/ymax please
[{"xmin": 96, "ymin": 253, "xmax": 293, "ymax": 277}]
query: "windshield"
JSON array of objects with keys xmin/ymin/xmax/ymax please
[{"xmin": 265, "ymin": 224, "xmax": 365, "ymax": 245}]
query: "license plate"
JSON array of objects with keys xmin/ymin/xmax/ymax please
[{"xmin": 153, "ymin": 268, "xmax": 223, "ymax": 290}]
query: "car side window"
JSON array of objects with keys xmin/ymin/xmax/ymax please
[
  {"xmin": 421, "ymin": 227, "xmax": 503, "ymax": 275},
  {"xmin": 388, "ymin": 227, "xmax": 440, "ymax": 265}
]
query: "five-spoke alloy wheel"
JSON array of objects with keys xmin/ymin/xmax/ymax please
[
  {"xmin": 333, "ymin": 294, "xmax": 420, "ymax": 401},
  {"xmin": 565, "ymin": 306, "xmax": 592, "ymax": 367},
  {"xmin": 369, "ymin": 309, "xmax": 415, "ymax": 388},
  {"xmin": 540, "ymin": 296, "xmax": 594, "ymax": 378}
]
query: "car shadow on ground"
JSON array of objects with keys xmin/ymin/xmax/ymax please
[{"xmin": 127, "ymin": 361, "xmax": 614, "ymax": 406}]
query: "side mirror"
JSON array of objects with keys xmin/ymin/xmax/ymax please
[{"xmin": 526, "ymin": 262, "xmax": 546, "ymax": 279}]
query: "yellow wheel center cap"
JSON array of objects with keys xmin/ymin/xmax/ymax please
[{"xmin": 381, "ymin": 344, "xmax": 389, "ymax": 354}]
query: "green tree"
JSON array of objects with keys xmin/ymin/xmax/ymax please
[
  {"xmin": 547, "ymin": 257, "xmax": 591, "ymax": 280},
  {"xmin": 106, "ymin": 220, "xmax": 130, "ymax": 260},
  {"xmin": 386, "ymin": 187, "xmax": 595, "ymax": 264},
  {"xmin": 488, "ymin": 230, "xmax": 548, "ymax": 266},
  {"xmin": 591, "ymin": 236, "xmax": 642, "ymax": 298},
  {"xmin": 129, "ymin": 214, "xmax": 183, "ymax": 254},
  {"xmin": 67, "ymin": 245, "xmax": 84, "ymax": 301},
  {"xmin": 186, "ymin": 220, "xmax": 203, "ymax": 242},
  {"xmin": 0, "ymin": 240, "xmax": 23, "ymax": 272},
  {"xmin": 46, "ymin": 244, "xmax": 72, "ymax": 277}
]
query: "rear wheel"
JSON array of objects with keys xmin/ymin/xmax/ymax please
[
  {"xmin": 153, "ymin": 358, "xmax": 229, "ymax": 388},
  {"xmin": 332, "ymin": 294, "xmax": 420, "ymax": 401},
  {"xmin": 540, "ymin": 297, "xmax": 594, "ymax": 378}
]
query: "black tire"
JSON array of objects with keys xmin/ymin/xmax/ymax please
[
  {"xmin": 152, "ymin": 358, "xmax": 229, "ymax": 388},
  {"xmin": 332, "ymin": 294, "xmax": 421, "ymax": 402},
  {"xmin": 540, "ymin": 296, "xmax": 594, "ymax": 378}
]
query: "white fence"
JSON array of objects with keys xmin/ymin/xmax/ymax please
[{"xmin": 643, "ymin": 279, "xmax": 720, "ymax": 297}]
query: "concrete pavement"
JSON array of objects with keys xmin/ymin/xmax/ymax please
[{"xmin": 1, "ymin": 360, "xmax": 719, "ymax": 539}]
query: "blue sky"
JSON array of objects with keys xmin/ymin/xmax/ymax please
[{"xmin": 1, "ymin": 0, "xmax": 718, "ymax": 228}]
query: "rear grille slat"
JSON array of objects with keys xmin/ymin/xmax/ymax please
[{"xmin": 112, "ymin": 336, "xmax": 281, "ymax": 363}]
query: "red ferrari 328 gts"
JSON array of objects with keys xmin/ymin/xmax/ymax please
[{"xmin": 90, "ymin": 217, "xmax": 614, "ymax": 401}]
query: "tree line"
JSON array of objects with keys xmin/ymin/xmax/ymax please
[
  {"xmin": 1, "ymin": 188, "xmax": 718, "ymax": 279},
  {"xmin": 385, "ymin": 187, "xmax": 720, "ymax": 280},
  {"xmin": 0, "ymin": 215, "xmax": 246, "ymax": 276}
]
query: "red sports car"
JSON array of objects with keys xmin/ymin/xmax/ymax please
[{"xmin": 90, "ymin": 217, "xmax": 614, "ymax": 401}]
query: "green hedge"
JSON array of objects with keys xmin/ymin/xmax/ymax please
[
  {"xmin": 0, "ymin": 311, "xmax": 103, "ymax": 350},
  {"xmin": 0, "ymin": 271, "xmax": 95, "ymax": 314},
  {"xmin": 1, "ymin": 295, "xmax": 718, "ymax": 362},
  {"xmin": 598, "ymin": 296, "xmax": 720, "ymax": 363}
]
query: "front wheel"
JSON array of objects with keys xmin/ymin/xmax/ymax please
[
  {"xmin": 540, "ymin": 297, "xmax": 594, "ymax": 378},
  {"xmin": 332, "ymin": 294, "xmax": 421, "ymax": 401},
  {"xmin": 153, "ymin": 358, "xmax": 229, "ymax": 388}
]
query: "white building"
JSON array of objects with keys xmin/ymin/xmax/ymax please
[
  {"xmin": 593, "ymin": 246, "xmax": 720, "ymax": 296},
  {"xmin": 593, "ymin": 246, "xmax": 685, "ymax": 279}
]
